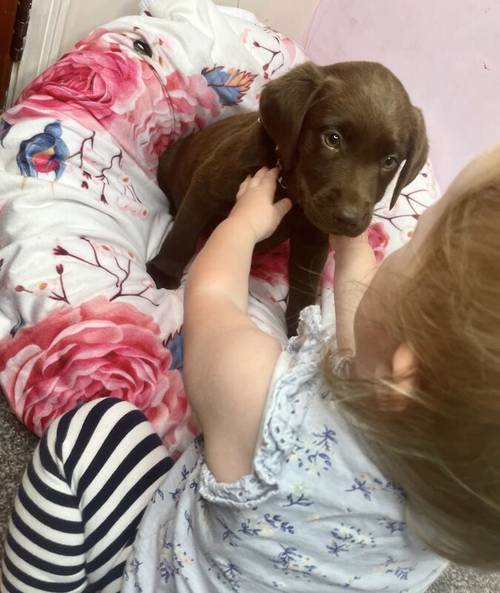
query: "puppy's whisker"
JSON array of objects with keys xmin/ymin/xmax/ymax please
[
  {"xmin": 293, "ymin": 264, "xmax": 324, "ymax": 278},
  {"xmin": 287, "ymin": 282, "xmax": 320, "ymax": 297}
]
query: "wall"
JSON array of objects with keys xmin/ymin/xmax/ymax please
[
  {"xmin": 60, "ymin": 1, "xmax": 138, "ymax": 52},
  {"xmin": 59, "ymin": 0, "xmax": 319, "ymax": 54},
  {"xmin": 305, "ymin": 0, "xmax": 500, "ymax": 188}
]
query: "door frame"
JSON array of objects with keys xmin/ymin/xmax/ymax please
[{"xmin": 0, "ymin": 0, "xmax": 18, "ymax": 108}]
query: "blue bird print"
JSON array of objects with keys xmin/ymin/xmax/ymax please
[
  {"xmin": 16, "ymin": 122, "xmax": 69, "ymax": 180},
  {"xmin": 165, "ymin": 332, "xmax": 184, "ymax": 370},
  {"xmin": 0, "ymin": 119, "xmax": 12, "ymax": 147},
  {"xmin": 202, "ymin": 66, "xmax": 257, "ymax": 106}
]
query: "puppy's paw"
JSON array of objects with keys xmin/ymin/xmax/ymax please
[{"xmin": 147, "ymin": 263, "xmax": 182, "ymax": 290}]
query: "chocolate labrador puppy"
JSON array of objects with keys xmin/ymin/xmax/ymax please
[{"xmin": 149, "ymin": 61, "xmax": 428, "ymax": 335}]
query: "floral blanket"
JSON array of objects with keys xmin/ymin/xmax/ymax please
[{"xmin": 0, "ymin": 0, "xmax": 439, "ymax": 457}]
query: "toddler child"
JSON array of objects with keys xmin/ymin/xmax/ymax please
[{"xmin": 3, "ymin": 146, "xmax": 500, "ymax": 592}]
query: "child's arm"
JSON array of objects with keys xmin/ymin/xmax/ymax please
[
  {"xmin": 331, "ymin": 233, "xmax": 378, "ymax": 355},
  {"xmin": 183, "ymin": 168, "xmax": 292, "ymax": 483}
]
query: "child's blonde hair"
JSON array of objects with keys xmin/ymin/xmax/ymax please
[{"xmin": 324, "ymin": 176, "xmax": 500, "ymax": 568}]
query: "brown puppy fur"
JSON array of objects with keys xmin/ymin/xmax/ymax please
[{"xmin": 149, "ymin": 61, "xmax": 428, "ymax": 335}]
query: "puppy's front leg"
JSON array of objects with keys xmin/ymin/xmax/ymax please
[
  {"xmin": 147, "ymin": 181, "xmax": 218, "ymax": 289},
  {"xmin": 286, "ymin": 214, "xmax": 329, "ymax": 337}
]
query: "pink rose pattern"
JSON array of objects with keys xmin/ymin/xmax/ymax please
[
  {"xmin": 368, "ymin": 222, "xmax": 390, "ymax": 263},
  {"xmin": 250, "ymin": 241, "xmax": 290, "ymax": 284},
  {"xmin": 20, "ymin": 49, "xmax": 145, "ymax": 124},
  {"xmin": 0, "ymin": 297, "xmax": 196, "ymax": 457}
]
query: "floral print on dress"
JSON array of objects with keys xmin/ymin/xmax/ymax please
[
  {"xmin": 287, "ymin": 423, "xmax": 338, "ymax": 477},
  {"xmin": 158, "ymin": 526, "xmax": 195, "ymax": 585},
  {"xmin": 122, "ymin": 307, "xmax": 447, "ymax": 592},
  {"xmin": 326, "ymin": 523, "xmax": 376, "ymax": 556}
]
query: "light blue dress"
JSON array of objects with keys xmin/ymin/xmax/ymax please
[{"xmin": 122, "ymin": 306, "xmax": 447, "ymax": 592}]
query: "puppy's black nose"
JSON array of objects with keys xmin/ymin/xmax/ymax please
[{"xmin": 333, "ymin": 205, "xmax": 362, "ymax": 228}]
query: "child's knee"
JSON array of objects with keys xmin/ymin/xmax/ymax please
[{"xmin": 44, "ymin": 397, "xmax": 149, "ymax": 469}]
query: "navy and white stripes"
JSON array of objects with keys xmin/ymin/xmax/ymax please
[{"xmin": 2, "ymin": 398, "xmax": 173, "ymax": 593}]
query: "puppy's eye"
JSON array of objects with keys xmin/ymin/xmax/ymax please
[
  {"xmin": 323, "ymin": 131, "xmax": 343, "ymax": 150},
  {"xmin": 382, "ymin": 155, "xmax": 399, "ymax": 169}
]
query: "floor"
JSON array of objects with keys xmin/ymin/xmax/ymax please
[{"xmin": 0, "ymin": 397, "xmax": 499, "ymax": 592}]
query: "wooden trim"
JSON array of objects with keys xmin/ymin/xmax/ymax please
[
  {"xmin": 11, "ymin": 0, "xmax": 33, "ymax": 62},
  {"xmin": 0, "ymin": 0, "xmax": 18, "ymax": 108}
]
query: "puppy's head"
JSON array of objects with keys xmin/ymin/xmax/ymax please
[{"xmin": 259, "ymin": 61, "xmax": 428, "ymax": 236}]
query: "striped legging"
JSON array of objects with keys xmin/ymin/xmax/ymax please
[{"xmin": 1, "ymin": 398, "xmax": 174, "ymax": 593}]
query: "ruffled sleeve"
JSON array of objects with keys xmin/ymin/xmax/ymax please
[{"xmin": 198, "ymin": 305, "xmax": 332, "ymax": 508}]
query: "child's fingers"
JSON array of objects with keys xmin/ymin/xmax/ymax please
[
  {"xmin": 238, "ymin": 167, "xmax": 279, "ymax": 198},
  {"xmin": 260, "ymin": 167, "xmax": 278, "ymax": 179},
  {"xmin": 264, "ymin": 167, "xmax": 279, "ymax": 181},
  {"xmin": 248, "ymin": 166, "xmax": 269, "ymax": 187},
  {"xmin": 263, "ymin": 167, "xmax": 279, "ymax": 185},
  {"xmin": 251, "ymin": 167, "xmax": 279, "ymax": 192},
  {"xmin": 236, "ymin": 175, "xmax": 251, "ymax": 198},
  {"xmin": 274, "ymin": 197, "xmax": 293, "ymax": 219}
]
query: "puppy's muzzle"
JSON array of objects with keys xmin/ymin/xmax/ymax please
[
  {"xmin": 307, "ymin": 191, "xmax": 371, "ymax": 236},
  {"xmin": 332, "ymin": 203, "xmax": 367, "ymax": 229}
]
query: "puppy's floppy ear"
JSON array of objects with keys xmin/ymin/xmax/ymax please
[
  {"xmin": 390, "ymin": 107, "xmax": 429, "ymax": 209},
  {"xmin": 259, "ymin": 62, "xmax": 324, "ymax": 170}
]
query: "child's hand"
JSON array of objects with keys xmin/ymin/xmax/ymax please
[{"xmin": 229, "ymin": 167, "xmax": 292, "ymax": 242}]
